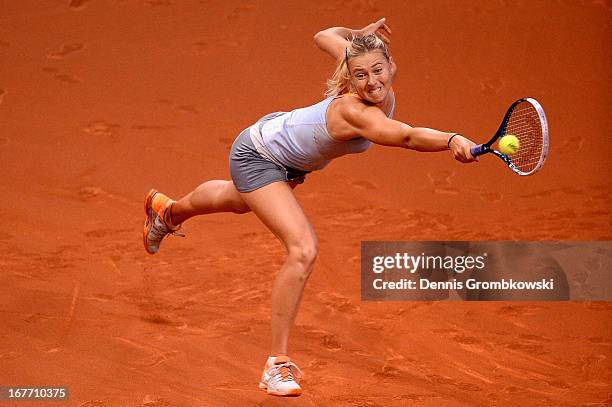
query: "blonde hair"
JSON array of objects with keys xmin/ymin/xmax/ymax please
[{"xmin": 325, "ymin": 34, "xmax": 390, "ymax": 97}]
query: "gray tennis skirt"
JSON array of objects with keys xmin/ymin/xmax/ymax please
[{"xmin": 229, "ymin": 114, "xmax": 310, "ymax": 193}]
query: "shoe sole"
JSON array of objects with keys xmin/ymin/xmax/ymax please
[
  {"xmin": 143, "ymin": 188, "xmax": 158, "ymax": 255},
  {"xmin": 258, "ymin": 382, "xmax": 302, "ymax": 397}
]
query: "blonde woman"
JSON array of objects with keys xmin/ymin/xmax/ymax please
[{"xmin": 143, "ymin": 18, "xmax": 476, "ymax": 397}]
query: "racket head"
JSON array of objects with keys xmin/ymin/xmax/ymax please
[{"xmin": 492, "ymin": 97, "xmax": 549, "ymax": 176}]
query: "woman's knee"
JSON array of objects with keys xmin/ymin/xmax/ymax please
[
  {"xmin": 287, "ymin": 238, "xmax": 318, "ymax": 269},
  {"xmin": 231, "ymin": 204, "xmax": 251, "ymax": 214},
  {"xmin": 223, "ymin": 181, "xmax": 251, "ymax": 214}
]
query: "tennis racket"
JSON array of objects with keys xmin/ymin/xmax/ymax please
[{"xmin": 471, "ymin": 98, "xmax": 548, "ymax": 176}]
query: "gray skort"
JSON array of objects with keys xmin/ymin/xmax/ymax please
[{"xmin": 229, "ymin": 114, "xmax": 310, "ymax": 193}]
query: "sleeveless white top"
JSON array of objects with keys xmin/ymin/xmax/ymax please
[{"xmin": 250, "ymin": 95, "xmax": 395, "ymax": 172}]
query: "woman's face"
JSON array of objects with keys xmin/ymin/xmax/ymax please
[{"xmin": 347, "ymin": 51, "xmax": 394, "ymax": 105}]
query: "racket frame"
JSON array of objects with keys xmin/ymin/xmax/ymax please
[{"xmin": 470, "ymin": 97, "xmax": 549, "ymax": 176}]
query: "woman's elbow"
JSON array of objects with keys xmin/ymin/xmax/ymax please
[
  {"xmin": 398, "ymin": 125, "xmax": 415, "ymax": 149},
  {"xmin": 404, "ymin": 137, "xmax": 419, "ymax": 150},
  {"xmin": 370, "ymin": 134, "xmax": 411, "ymax": 149},
  {"xmin": 313, "ymin": 31, "xmax": 326, "ymax": 46}
]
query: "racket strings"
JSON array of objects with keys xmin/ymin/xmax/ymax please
[{"xmin": 503, "ymin": 102, "xmax": 544, "ymax": 173}]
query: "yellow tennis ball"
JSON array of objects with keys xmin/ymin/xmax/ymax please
[{"xmin": 499, "ymin": 135, "xmax": 520, "ymax": 155}]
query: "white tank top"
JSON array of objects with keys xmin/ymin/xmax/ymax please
[{"xmin": 249, "ymin": 95, "xmax": 395, "ymax": 172}]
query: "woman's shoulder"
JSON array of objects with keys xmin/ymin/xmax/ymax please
[
  {"xmin": 327, "ymin": 94, "xmax": 366, "ymax": 123},
  {"xmin": 333, "ymin": 93, "xmax": 363, "ymax": 103},
  {"xmin": 330, "ymin": 92, "xmax": 394, "ymax": 117},
  {"xmin": 326, "ymin": 94, "xmax": 378, "ymax": 141},
  {"xmin": 329, "ymin": 93, "xmax": 367, "ymax": 113}
]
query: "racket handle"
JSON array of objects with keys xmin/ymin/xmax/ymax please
[{"xmin": 470, "ymin": 144, "xmax": 487, "ymax": 157}]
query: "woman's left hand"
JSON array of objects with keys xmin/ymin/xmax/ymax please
[
  {"xmin": 449, "ymin": 135, "xmax": 478, "ymax": 163},
  {"xmin": 358, "ymin": 18, "xmax": 392, "ymax": 44}
]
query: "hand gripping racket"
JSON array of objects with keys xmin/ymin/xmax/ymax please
[{"xmin": 471, "ymin": 98, "xmax": 549, "ymax": 176}]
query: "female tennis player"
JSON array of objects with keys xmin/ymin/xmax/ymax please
[{"xmin": 143, "ymin": 18, "xmax": 476, "ymax": 397}]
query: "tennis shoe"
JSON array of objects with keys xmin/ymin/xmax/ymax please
[
  {"xmin": 259, "ymin": 356, "xmax": 303, "ymax": 397},
  {"xmin": 143, "ymin": 189, "xmax": 183, "ymax": 254}
]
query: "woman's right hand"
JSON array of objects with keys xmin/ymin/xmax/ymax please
[
  {"xmin": 358, "ymin": 18, "xmax": 392, "ymax": 44},
  {"xmin": 449, "ymin": 135, "xmax": 478, "ymax": 163}
]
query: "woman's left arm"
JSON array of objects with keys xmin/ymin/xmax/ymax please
[{"xmin": 314, "ymin": 18, "xmax": 391, "ymax": 61}]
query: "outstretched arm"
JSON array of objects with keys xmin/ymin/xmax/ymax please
[
  {"xmin": 344, "ymin": 104, "xmax": 477, "ymax": 163},
  {"xmin": 313, "ymin": 18, "xmax": 391, "ymax": 61}
]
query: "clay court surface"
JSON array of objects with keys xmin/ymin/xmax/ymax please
[{"xmin": 1, "ymin": 1, "xmax": 611, "ymax": 406}]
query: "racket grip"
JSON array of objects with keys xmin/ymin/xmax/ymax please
[{"xmin": 470, "ymin": 144, "xmax": 486, "ymax": 157}]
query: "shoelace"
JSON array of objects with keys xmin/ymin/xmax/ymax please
[
  {"xmin": 150, "ymin": 216, "xmax": 185, "ymax": 242},
  {"xmin": 270, "ymin": 362, "xmax": 303, "ymax": 383}
]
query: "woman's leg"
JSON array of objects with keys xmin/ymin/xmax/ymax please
[
  {"xmin": 238, "ymin": 181, "xmax": 317, "ymax": 355},
  {"xmin": 170, "ymin": 180, "xmax": 251, "ymax": 225}
]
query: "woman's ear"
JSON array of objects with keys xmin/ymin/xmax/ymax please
[{"xmin": 389, "ymin": 56, "xmax": 397, "ymax": 83}]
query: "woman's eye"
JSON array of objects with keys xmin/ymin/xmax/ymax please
[{"xmin": 356, "ymin": 74, "xmax": 366, "ymax": 79}]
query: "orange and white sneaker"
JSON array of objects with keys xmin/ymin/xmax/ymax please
[
  {"xmin": 259, "ymin": 356, "xmax": 303, "ymax": 397},
  {"xmin": 143, "ymin": 189, "xmax": 183, "ymax": 254}
]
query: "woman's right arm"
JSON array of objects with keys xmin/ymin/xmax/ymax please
[{"xmin": 314, "ymin": 18, "xmax": 391, "ymax": 61}]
